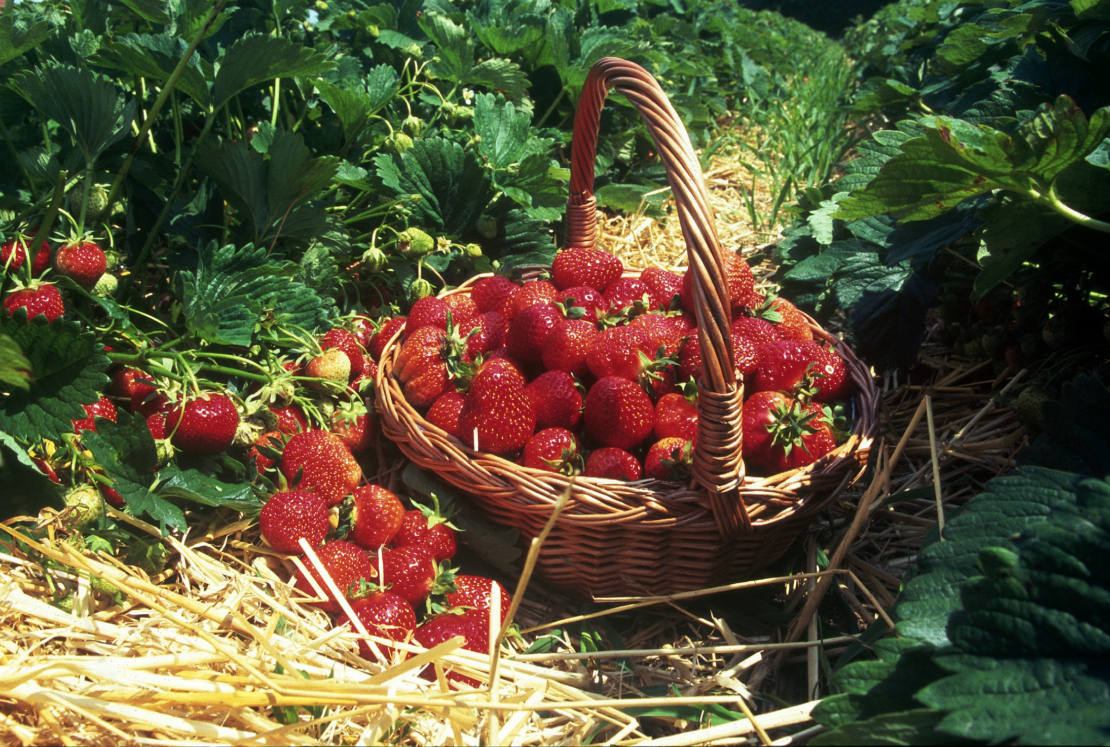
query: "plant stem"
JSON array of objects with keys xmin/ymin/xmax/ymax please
[
  {"xmin": 271, "ymin": 78, "xmax": 281, "ymax": 128},
  {"xmin": 1042, "ymin": 182, "xmax": 1110, "ymax": 234},
  {"xmin": 36, "ymin": 170, "xmax": 67, "ymax": 247},
  {"xmin": 77, "ymin": 162, "xmax": 93, "ymax": 235}
]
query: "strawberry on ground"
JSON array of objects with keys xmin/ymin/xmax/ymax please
[
  {"xmin": 413, "ymin": 613, "xmax": 487, "ymax": 687},
  {"xmin": 72, "ymin": 395, "xmax": 118, "ymax": 434},
  {"xmin": 348, "ymin": 484, "xmax": 406, "ymax": 550},
  {"xmin": 583, "ymin": 376, "xmax": 655, "ymax": 451},
  {"xmin": 524, "ymin": 370, "xmax": 583, "ymax": 432},
  {"xmin": 394, "ymin": 503, "xmax": 458, "ymax": 562},
  {"xmin": 446, "ymin": 575, "xmax": 511, "ymax": 631},
  {"xmin": 294, "ymin": 540, "xmax": 378, "ymax": 614},
  {"xmin": 583, "ymin": 447, "xmax": 642, "ymax": 480},
  {"xmin": 280, "ymin": 430, "xmax": 363, "ymax": 505},
  {"xmin": 260, "ymin": 490, "xmax": 330, "ymax": 554},
  {"xmin": 166, "ymin": 393, "xmax": 240, "ymax": 455},
  {"xmin": 380, "ymin": 545, "xmax": 442, "ymax": 603},
  {"xmin": 3, "ymin": 281, "xmax": 64, "ymax": 322},
  {"xmin": 336, "ymin": 592, "xmax": 417, "ymax": 657},
  {"xmin": 551, "ymin": 247, "xmax": 623, "ymax": 292}
]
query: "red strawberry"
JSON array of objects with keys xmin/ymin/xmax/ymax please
[
  {"xmin": 541, "ymin": 319, "xmax": 599, "ymax": 379},
  {"xmin": 331, "ymin": 406, "xmax": 375, "ymax": 454},
  {"xmin": 762, "ymin": 297, "xmax": 813, "ymax": 342},
  {"xmin": 640, "ymin": 267, "xmax": 683, "ymax": 311},
  {"xmin": 405, "ymin": 296, "xmax": 450, "ymax": 336},
  {"xmin": 72, "ymin": 395, "xmax": 118, "ymax": 434},
  {"xmin": 463, "ymin": 311, "xmax": 508, "ymax": 358},
  {"xmin": 427, "ymin": 390, "xmax": 465, "ymax": 438},
  {"xmin": 586, "ymin": 326, "xmax": 654, "ymax": 381},
  {"xmin": 260, "ymin": 490, "xmax": 330, "ymax": 554},
  {"xmin": 654, "ymin": 390, "xmax": 698, "ymax": 441},
  {"xmin": 443, "ymin": 293, "xmax": 478, "ymax": 331},
  {"xmin": 394, "ymin": 506, "xmax": 457, "ymax": 562},
  {"xmin": 248, "ymin": 430, "xmax": 282, "ymax": 472},
  {"xmin": 368, "ymin": 316, "xmax": 407, "ymax": 361},
  {"xmin": 557, "ymin": 285, "xmax": 608, "ymax": 324},
  {"xmin": 395, "ymin": 324, "xmax": 470, "ymax": 408},
  {"xmin": 742, "ymin": 392, "xmax": 836, "ymax": 474},
  {"xmin": 643, "ymin": 437, "xmax": 693, "ymax": 481},
  {"xmin": 522, "ymin": 427, "xmax": 579, "ymax": 473},
  {"xmin": 147, "ymin": 412, "xmax": 167, "ymax": 440},
  {"xmin": 471, "ymin": 351, "xmax": 527, "ymax": 390},
  {"xmin": 629, "ymin": 312, "xmax": 693, "ymax": 359},
  {"xmin": 131, "ymin": 388, "xmax": 171, "ymax": 419},
  {"xmin": 505, "ymin": 302, "xmax": 564, "ymax": 364},
  {"xmin": 602, "ymin": 277, "xmax": 652, "ymax": 314},
  {"xmin": 808, "ymin": 345, "xmax": 851, "ymax": 402},
  {"xmin": 731, "ymin": 315, "xmax": 784, "ymax": 345},
  {"xmin": 337, "ymin": 592, "xmax": 417, "ymax": 656},
  {"xmin": 320, "ymin": 328, "xmax": 366, "ymax": 382},
  {"xmin": 678, "ymin": 331, "xmax": 757, "ymax": 384},
  {"xmin": 446, "ymin": 575, "xmax": 511, "ymax": 631},
  {"xmin": 470, "ymin": 276, "xmax": 518, "ymax": 317},
  {"xmin": 1, "ymin": 232, "xmax": 51, "ymax": 277},
  {"xmin": 166, "ymin": 393, "xmax": 239, "ymax": 455},
  {"xmin": 3, "ymin": 282, "xmax": 64, "ymax": 322},
  {"xmin": 348, "ymin": 355, "xmax": 377, "ymax": 393},
  {"xmin": 53, "ymin": 240, "xmax": 107, "ymax": 290},
  {"xmin": 305, "ymin": 348, "xmax": 351, "ymax": 387},
  {"xmin": 348, "ymin": 484, "xmax": 405, "ymax": 550},
  {"xmin": 271, "ymin": 404, "xmax": 309, "ymax": 435},
  {"xmin": 552, "ymin": 247, "xmax": 623, "ymax": 291},
  {"xmin": 108, "ymin": 367, "xmax": 154, "ymax": 399},
  {"xmin": 295, "ymin": 540, "xmax": 377, "ymax": 614},
  {"xmin": 380, "ymin": 545, "xmax": 438, "ymax": 603},
  {"xmin": 413, "ymin": 613, "xmax": 487, "ymax": 687},
  {"xmin": 349, "ymin": 315, "xmax": 376, "ymax": 349},
  {"xmin": 524, "ymin": 370, "xmax": 583, "ymax": 431},
  {"xmin": 280, "ymin": 430, "xmax": 363, "ymax": 505},
  {"xmin": 509, "ymin": 279, "xmax": 559, "ymax": 319},
  {"xmin": 750, "ymin": 340, "xmax": 821, "ymax": 395},
  {"xmin": 457, "ymin": 362, "xmax": 536, "ymax": 455},
  {"xmin": 680, "ymin": 252, "xmax": 757, "ymax": 312},
  {"xmin": 583, "ymin": 447, "xmax": 642, "ymax": 480},
  {"xmin": 583, "ymin": 376, "xmax": 655, "ymax": 451}
]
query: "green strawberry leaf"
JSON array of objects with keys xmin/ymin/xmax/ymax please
[
  {"xmin": 0, "ymin": 332, "xmax": 32, "ymax": 393},
  {"xmin": 0, "ymin": 314, "xmax": 111, "ymax": 443},
  {"xmin": 810, "ymin": 708, "xmax": 962, "ymax": 746},
  {"xmin": 374, "ymin": 137, "xmax": 494, "ymax": 236},
  {"xmin": 156, "ymin": 464, "xmax": 262, "ymax": 514},
  {"xmin": 82, "ymin": 412, "xmax": 186, "ymax": 532},
  {"xmin": 0, "ymin": 13, "xmax": 55, "ymax": 67},
  {"xmin": 94, "ymin": 33, "xmax": 211, "ymax": 110},
  {"xmin": 211, "ymin": 34, "xmax": 335, "ymax": 112},
  {"xmin": 474, "ymin": 93, "xmax": 551, "ymax": 170},
  {"xmin": 1020, "ymin": 374, "xmax": 1110, "ymax": 479},
  {"xmin": 467, "ymin": 58, "xmax": 529, "ymax": 102},
  {"xmin": 418, "ymin": 12, "xmax": 475, "ymax": 85},
  {"xmin": 483, "ymin": 208, "xmax": 557, "ymax": 270},
  {"xmin": 496, "ymin": 152, "xmax": 567, "ymax": 220}
]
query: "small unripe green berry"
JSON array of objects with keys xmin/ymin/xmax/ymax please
[
  {"xmin": 402, "ymin": 115, "xmax": 424, "ymax": 138},
  {"xmin": 464, "ymin": 243, "xmax": 483, "ymax": 259},
  {"xmin": 64, "ymin": 485, "xmax": 103, "ymax": 528},
  {"xmin": 93, "ymin": 273, "xmax": 119, "ymax": 297},
  {"xmin": 397, "ymin": 227, "xmax": 435, "ymax": 258},
  {"xmin": 402, "ymin": 43, "xmax": 423, "ymax": 60},
  {"xmin": 361, "ymin": 246, "xmax": 388, "ymax": 273},
  {"xmin": 410, "ymin": 278, "xmax": 433, "ymax": 299},
  {"xmin": 384, "ymin": 132, "xmax": 413, "ymax": 154},
  {"xmin": 476, "ymin": 215, "xmax": 497, "ymax": 239},
  {"xmin": 348, "ymin": 9, "xmax": 356, "ymax": 18},
  {"xmin": 314, "ymin": 0, "xmax": 327, "ymax": 10}
]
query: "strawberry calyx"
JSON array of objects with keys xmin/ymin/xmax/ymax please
[
  {"xmin": 763, "ymin": 399, "xmax": 831, "ymax": 458},
  {"xmin": 659, "ymin": 439, "xmax": 694, "ymax": 481},
  {"xmin": 411, "ymin": 493, "xmax": 460, "ymax": 532}
]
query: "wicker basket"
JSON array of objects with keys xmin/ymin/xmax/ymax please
[{"xmin": 376, "ymin": 58, "xmax": 879, "ymax": 599}]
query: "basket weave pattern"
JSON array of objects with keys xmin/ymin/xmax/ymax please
[{"xmin": 376, "ymin": 58, "xmax": 879, "ymax": 598}]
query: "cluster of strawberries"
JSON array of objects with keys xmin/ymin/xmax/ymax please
[
  {"xmin": 2, "ymin": 231, "xmax": 111, "ymax": 321},
  {"xmin": 389, "ymin": 246, "xmax": 854, "ymax": 478}
]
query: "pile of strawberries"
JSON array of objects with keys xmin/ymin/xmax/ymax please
[{"xmin": 387, "ymin": 246, "xmax": 854, "ymax": 479}]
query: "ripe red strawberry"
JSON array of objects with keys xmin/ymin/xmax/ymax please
[
  {"xmin": 72, "ymin": 395, "xmax": 118, "ymax": 434},
  {"xmin": 348, "ymin": 315, "xmax": 376, "ymax": 349},
  {"xmin": 413, "ymin": 613, "xmax": 487, "ymax": 687},
  {"xmin": 131, "ymin": 388, "xmax": 171, "ymax": 419},
  {"xmin": 319, "ymin": 328, "xmax": 366, "ymax": 382},
  {"xmin": 260, "ymin": 490, "xmax": 330, "ymax": 554},
  {"xmin": 470, "ymin": 276, "xmax": 519, "ymax": 317},
  {"xmin": 147, "ymin": 412, "xmax": 167, "ymax": 440},
  {"xmin": 3, "ymin": 282, "xmax": 64, "ymax": 322},
  {"xmin": 586, "ymin": 326, "xmax": 654, "ymax": 381},
  {"xmin": 348, "ymin": 355, "xmax": 377, "ymax": 393},
  {"xmin": 446, "ymin": 575, "xmax": 511, "ymax": 631},
  {"xmin": 523, "ymin": 427, "xmax": 579, "ymax": 473},
  {"xmin": 53, "ymin": 240, "xmax": 107, "ymax": 290},
  {"xmin": 552, "ymin": 247, "xmax": 623, "ymax": 291},
  {"xmin": 368, "ymin": 316, "xmax": 407, "ymax": 361},
  {"xmin": 678, "ymin": 330, "xmax": 757, "ymax": 383},
  {"xmin": 509, "ymin": 279, "xmax": 559, "ymax": 319},
  {"xmin": 166, "ymin": 393, "xmax": 239, "ymax": 455},
  {"xmin": 443, "ymin": 293, "xmax": 478, "ymax": 331},
  {"xmin": 337, "ymin": 592, "xmax": 417, "ymax": 656},
  {"xmin": 1, "ymin": 232, "xmax": 51, "ymax": 277},
  {"xmin": 248, "ymin": 430, "xmax": 282, "ymax": 472},
  {"xmin": 470, "ymin": 351, "xmax": 527, "ymax": 390},
  {"xmin": 271, "ymin": 403, "xmax": 309, "ymax": 435},
  {"xmin": 742, "ymin": 391, "xmax": 836, "ymax": 474},
  {"xmin": 680, "ymin": 252, "xmax": 757, "ymax": 312},
  {"xmin": 348, "ymin": 484, "xmax": 405, "ymax": 550},
  {"xmin": 427, "ymin": 390, "xmax": 465, "ymax": 438},
  {"xmin": 603, "ymin": 277, "xmax": 653, "ymax": 314},
  {"xmin": 305, "ymin": 348, "xmax": 351, "ymax": 387},
  {"xmin": 809, "ymin": 345, "xmax": 851, "ymax": 402},
  {"xmin": 457, "ymin": 362, "xmax": 536, "ymax": 455},
  {"xmin": 584, "ymin": 447, "xmax": 642, "ymax": 480},
  {"xmin": 643, "ymin": 437, "xmax": 693, "ymax": 481},
  {"xmin": 505, "ymin": 302, "xmax": 564, "ymax": 364},
  {"xmin": 762, "ymin": 297, "xmax": 813, "ymax": 342},
  {"xmin": 750, "ymin": 340, "xmax": 821, "ymax": 395},
  {"xmin": 584, "ymin": 376, "xmax": 655, "ymax": 451},
  {"xmin": 640, "ymin": 267, "xmax": 683, "ymax": 311},
  {"xmin": 541, "ymin": 319, "xmax": 599, "ymax": 379},
  {"xmin": 294, "ymin": 540, "xmax": 377, "ymax": 614},
  {"xmin": 395, "ymin": 324, "xmax": 470, "ymax": 408},
  {"xmin": 331, "ymin": 406, "xmax": 375, "ymax": 454},
  {"xmin": 394, "ymin": 506, "xmax": 457, "ymax": 562},
  {"xmin": 629, "ymin": 312, "xmax": 693, "ymax": 358},
  {"xmin": 463, "ymin": 311, "xmax": 508, "ymax": 358},
  {"xmin": 557, "ymin": 285, "xmax": 608, "ymax": 324},
  {"xmin": 108, "ymin": 367, "xmax": 155, "ymax": 399},
  {"xmin": 654, "ymin": 390, "xmax": 698, "ymax": 441},
  {"xmin": 380, "ymin": 545, "xmax": 438, "ymax": 603},
  {"xmin": 280, "ymin": 430, "xmax": 363, "ymax": 505},
  {"xmin": 525, "ymin": 370, "xmax": 583, "ymax": 431},
  {"xmin": 731, "ymin": 315, "xmax": 784, "ymax": 345},
  {"xmin": 405, "ymin": 296, "xmax": 450, "ymax": 336}
]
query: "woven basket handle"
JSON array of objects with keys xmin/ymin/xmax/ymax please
[{"xmin": 568, "ymin": 58, "xmax": 750, "ymax": 536}]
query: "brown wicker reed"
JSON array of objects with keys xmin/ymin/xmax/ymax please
[{"xmin": 376, "ymin": 58, "xmax": 879, "ymax": 598}]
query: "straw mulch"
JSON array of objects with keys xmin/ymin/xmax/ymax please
[{"xmin": 0, "ymin": 135, "xmax": 1030, "ymax": 746}]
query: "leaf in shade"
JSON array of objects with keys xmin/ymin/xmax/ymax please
[
  {"xmin": 1020, "ymin": 374, "xmax": 1110, "ymax": 479},
  {"xmin": 116, "ymin": 0, "xmax": 170, "ymax": 24},
  {"xmin": 483, "ymin": 208, "xmax": 556, "ymax": 270},
  {"xmin": 846, "ymin": 271, "xmax": 941, "ymax": 371},
  {"xmin": 94, "ymin": 33, "xmax": 211, "ymax": 110},
  {"xmin": 211, "ymin": 34, "xmax": 335, "ymax": 112},
  {"xmin": 467, "ymin": 58, "xmax": 530, "ymax": 102},
  {"xmin": 0, "ymin": 14, "xmax": 54, "ymax": 67},
  {"xmin": 157, "ymin": 464, "xmax": 262, "ymax": 514},
  {"xmin": 496, "ymin": 153, "xmax": 567, "ymax": 219},
  {"xmin": 418, "ymin": 12, "xmax": 474, "ymax": 83},
  {"xmin": 0, "ymin": 332, "xmax": 32, "ymax": 392},
  {"xmin": 16, "ymin": 146, "xmax": 63, "ymax": 185}
]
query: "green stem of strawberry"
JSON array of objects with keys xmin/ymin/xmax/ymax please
[
  {"xmin": 190, "ymin": 350, "xmax": 272, "ymax": 376},
  {"xmin": 76, "ymin": 162, "xmax": 94, "ymax": 236},
  {"xmin": 33, "ymin": 171, "xmax": 68, "ymax": 271}
]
